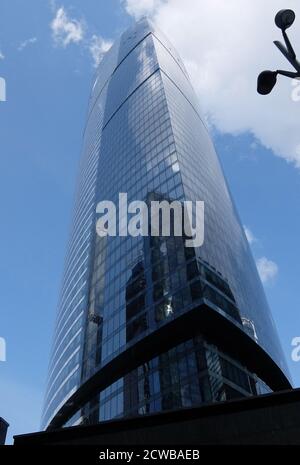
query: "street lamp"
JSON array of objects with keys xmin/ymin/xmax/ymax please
[{"xmin": 257, "ymin": 9, "xmax": 300, "ymax": 95}]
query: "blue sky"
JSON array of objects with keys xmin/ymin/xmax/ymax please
[{"xmin": 0, "ymin": 0, "xmax": 299, "ymax": 444}]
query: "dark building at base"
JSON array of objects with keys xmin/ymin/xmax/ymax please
[
  {"xmin": 15, "ymin": 389, "xmax": 300, "ymax": 445},
  {"xmin": 0, "ymin": 418, "xmax": 9, "ymax": 445}
]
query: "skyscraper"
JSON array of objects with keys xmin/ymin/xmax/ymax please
[{"xmin": 42, "ymin": 18, "xmax": 291, "ymax": 431}]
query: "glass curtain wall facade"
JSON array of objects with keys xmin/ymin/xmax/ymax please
[{"xmin": 42, "ymin": 19, "xmax": 290, "ymax": 430}]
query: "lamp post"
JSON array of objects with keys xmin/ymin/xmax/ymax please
[{"xmin": 257, "ymin": 9, "xmax": 300, "ymax": 95}]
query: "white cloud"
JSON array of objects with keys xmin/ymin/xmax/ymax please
[
  {"xmin": 50, "ymin": 7, "xmax": 112, "ymax": 68},
  {"xmin": 18, "ymin": 37, "xmax": 37, "ymax": 52},
  {"xmin": 256, "ymin": 257, "xmax": 279, "ymax": 283},
  {"xmin": 244, "ymin": 226, "xmax": 256, "ymax": 245},
  {"xmin": 89, "ymin": 35, "xmax": 112, "ymax": 68},
  {"xmin": 0, "ymin": 51, "xmax": 4, "ymax": 60},
  {"xmin": 51, "ymin": 7, "xmax": 84, "ymax": 47},
  {"xmin": 242, "ymin": 227, "xmax": 277, "ymax": 284},
  {"xmin": 123, "ymin": 0, "xmax": 300, "ymax": 168},
  {"xmin": 124, "ymin": 0, "xmax": 163, "ymax": 18}
]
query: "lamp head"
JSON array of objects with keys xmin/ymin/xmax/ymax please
[
  {"xmin": 257, "ymin": 70, "xmax": 278, "ymax": 95},
  {"xmin": 275, "ymin": 9, "xmax": 295, "ymax": 31}
]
